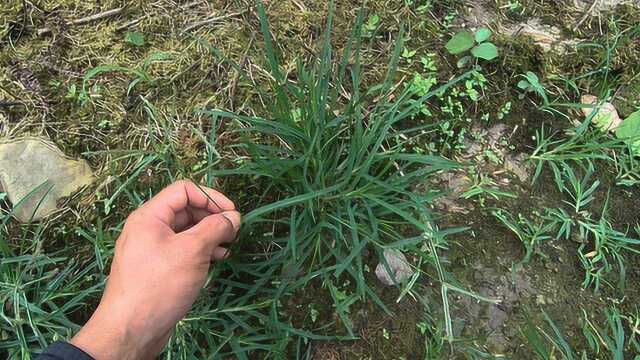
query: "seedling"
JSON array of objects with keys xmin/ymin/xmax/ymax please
[
  {"xmin": 497, "ymin": 101, "xmax": 512, "ymax": 120},
  {"xmin": 364, "ymin": 14, "xmax": 380, "ymax": 36},
  {"xmin": 493, "ymin": 209, "xmax": 553, "ymax": 263},
  {"xmin": 445, "ymin": 27, "xmax": 499, "ymax": 67},
  {"xmin": 125, "ymin": 31, "xmax": 145, "ymax": 46},
  {"xmin": 517, "ymin": 71, "xmax": 549, "ymax": 106},
  {"xmin": 402, "ymin": 47, "xmax": 417, "ymax": 63}
]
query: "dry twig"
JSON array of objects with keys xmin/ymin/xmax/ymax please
[
  {"xmin": 182, "ymin": 11, "xmax": 246, "ymax": 32},
  {"xmin": 38, "ymin": 7, "xmax": 124, "ymax": 36}
]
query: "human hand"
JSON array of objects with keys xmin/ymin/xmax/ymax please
[{"xmin": 70, "ymin": 181, "xmax": 241, "ymax": 360}]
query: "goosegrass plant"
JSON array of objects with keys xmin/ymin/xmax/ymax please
[
  {"xmin": 522, "ymin": 307, "xmax": 640, "ymax": 359},
  {"xmin": 615, "ymin": 145, "xmax": 640, "ymax": 186},
  {"xmin": 78, "ymin": 51, "xmax": 172, "ymax": 105},
  {"xmin": 575, "ymin": 213, "xmax": 640, "ymax": 291},
  {"xmin": 193, "ymin": 2, "xmax": 495, "ymax": 355},
  {"xmin": 492, "ymin": 209, "xmax": 554, "ymax": 263},
  {"xmin": 556, "ymin": 161, "xmax": 600, "ymax": 215},
  {"xmin": 581, "ymin": 307, "xmax": 640, "ymax": 359},
  {"xmin": 522, "ymin": 309, "xmax": 580, "ymax": 360},
  {"xmin": 522, "ymin": 31, "xmax": 640, "ymax": 289},
  {"xmin": 529, "ymin": 130, "xmax": 640, "ymax": 291},
  {"xmin": 529, "ymin": 125, "xmax": 626, "ymax": 185},
  {"xmin": 461, "ymin": 172, "xmax": 517, "ymax": 203},
  {"xmin": 528, "ymin": 127, "xmax": 638, "ymax": 281}
]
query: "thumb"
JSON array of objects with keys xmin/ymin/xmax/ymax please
[{"xmin": 180, "ymin": 211, "xmax": 241, "ymax": 250}]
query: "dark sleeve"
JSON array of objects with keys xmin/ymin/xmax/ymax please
[{"xmin": 35, "ymin": 341, "xmax": 95, "ymax": 360}]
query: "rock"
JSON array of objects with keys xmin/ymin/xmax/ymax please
[
  {"xmin": 506, "ymin": 19, "xmax": 578, "ymax": 52},
  {"xmin": 0, "ymin": 138, "xmax": 94, "ymax": 222},
  {"xmin": 444, "ymin": 171, "xmax": 472, "ymax": 194},
  {"xmin": 462, "ymin": 124, "xmax": 508, "ymax": 159},
  {"xmin": 486, "ymin": 123, "xmax": 509, "ymax": 148},
  {"xmin": 375, "ymin": 249, "xmax": 415, "ymax": 286},
  {"xmin": 574, "ymin": 0, "xmax": 639, "ymax": 12},
  {"xmin": 503, "ymin": 153, "xmax": 531, "ymax": 182},
  {"xmin": 435, "ymin": 171, "xmax": 472, "ymax": 213},
  {"xmin": 580, "ymin": 95, "xmax": 623, "ymax": 132}
]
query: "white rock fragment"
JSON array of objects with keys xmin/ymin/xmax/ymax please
[
  {"xmin": 580, "ymin": 95, "xmax": 622, "ymax": 132},
  {"xmin": 574, "ymin": 0, "xmax": 639, "ymax": 12},
  {"xmin": 375, "ymin": 249, "xmax": 415, "ymax": 286},
  {"xmin": 506, "ymin": 19, "xmax": 578, "ymax": 52},
  {"xmin": 0, "ymin": 138, "xmax": 94, "ymax": 222}
]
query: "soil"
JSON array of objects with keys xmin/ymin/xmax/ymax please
[{"xmin": 1, "ymin": 0, "xmax": 639, "ymax": 359}]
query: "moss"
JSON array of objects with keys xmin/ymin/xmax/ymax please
[{"xmin": 2, "ymin": 0, "xmax": 640, "ymax": 357}]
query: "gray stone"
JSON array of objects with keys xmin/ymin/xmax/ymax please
[
  {"xmin": 375, "ymin": 249, "xmax": 415, "ymax": 286},
  {"xmin": 0, "ymin": 138, "xmax": 94, "ymax": 222}
]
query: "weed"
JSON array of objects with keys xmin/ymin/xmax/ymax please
[
  {"xmin": 492, "ymin": 209, "xmax": 553, "ymax": 263},
  {"xmin": 517, "ymin": 71, "xmax": 549, "ymax": 107},
  {"xmin": 0, "ymin": 190, "xmax": 109, "ymax": 358},
  {"xmin": 363, "ymin": 14, "xmax": 380, "ymax": 37},
  {"xmin": 124, "ymin": 32, "xmax": 145, "ymax": 47},
  {"xmin": 556, "ymin": 162, "xmax": 600, "ymax": 214},
  {"xmin": 529, "ymin": 125, "xmax": 625, "ymax": 184},
  {"xmin": 576, "ymin": 214, "xmax": 640, "ymax": 291},
  {"xmin": 80, "ymin": 52, "xmax": 172, "ymax": 104},
  {"xmin": 195, "ymin": 1, "xmax": 486, "ymax": 355},
  {"xmin": 445, "ymin": 28, "xmax": 500, "ymax": 67},
  {"xmin": 522, "ymin": 307, "xmax": 640, "ymax": 359},
  {"xmin": 461, "ymin": 172, "xmax": 517, "ymax": 204}
]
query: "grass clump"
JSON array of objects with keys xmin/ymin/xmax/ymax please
[{"xmin": 186, "ymin": 2, "xmax": 478, "ymax": 355}]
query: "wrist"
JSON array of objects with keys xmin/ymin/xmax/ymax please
[{"xmin": 70, "ymin": 304, "xmax": 144, "ymax": 360}]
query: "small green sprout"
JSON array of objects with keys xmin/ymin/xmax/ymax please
[
  {"xmin": 364, "ymin": 14, "xmax": 380, "ymax": 35},
  {"xmin": 517, "ymin": 71, "xmax": 549, "ymax": 105},
  {"xmin": 498, "ymin": 101, "xmax": 512, "ymax": 120},
  {"xmin": 402, "ymin": 47, "xmax": 417, "ymax": 63},
  {"xmin": 446, "ymin": 27, "xmax": 499, "ymax": 67},
  {"xmin": 125, "ymin": 31, "xmax": 145, "ymax": 46}
]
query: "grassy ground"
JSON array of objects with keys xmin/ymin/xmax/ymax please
[{"xmin": 1, "ymin": 0, "xmax": 640, "ymax": 359}]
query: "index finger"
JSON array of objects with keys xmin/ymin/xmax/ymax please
[{"xmin": 139, "ymin": 180, "xmax": 235, "ymax": 228}]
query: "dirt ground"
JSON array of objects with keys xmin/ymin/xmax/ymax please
[{"xmin": 1, "ymin": 0, "xmax": 640, "ymax": 359}]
